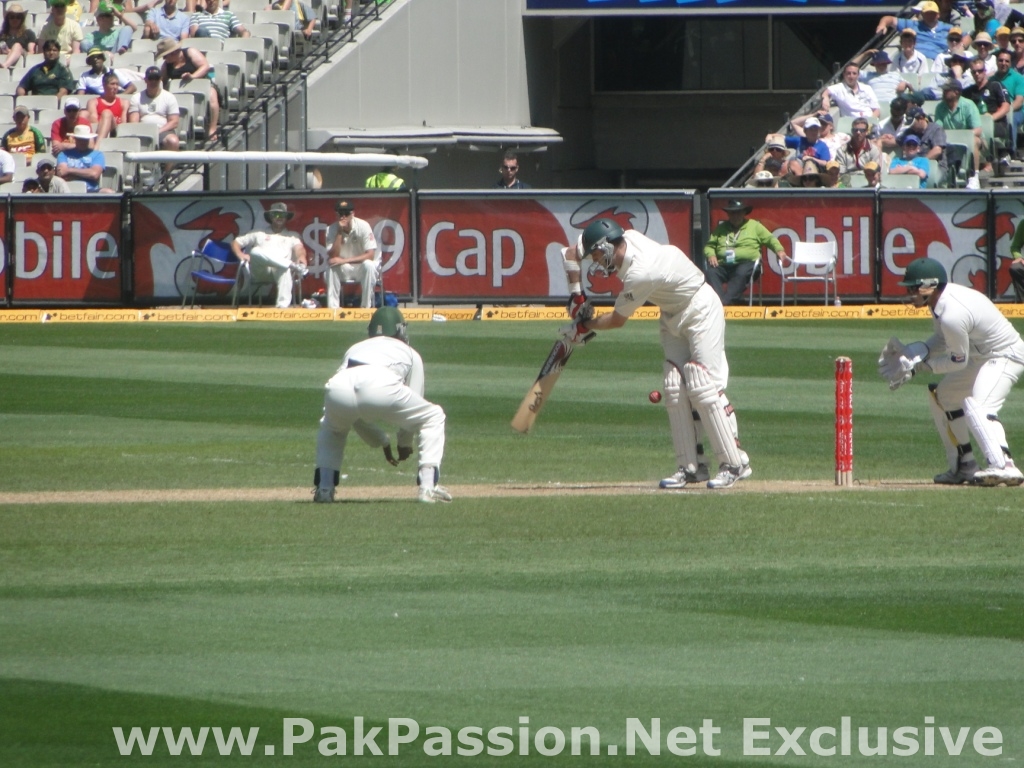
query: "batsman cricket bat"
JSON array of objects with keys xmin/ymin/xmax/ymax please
[{"xmin": 511, "ymin": 339, "xmax": 574, "ymax": 434}]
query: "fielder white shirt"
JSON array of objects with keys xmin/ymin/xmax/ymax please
[
  {"xmin": 233, "ymin": 228, "xmax": 303, "ymax": 269},
  {"xmin": 336, "ymin": 336, "xmax": 426, "ymax": 398},
  {"xmin": 923, "ymin": 283, "xmax": 1024, "ymax": 374},
  {"xmin": 326, "ymin": 216, "xmax": 377, "ymax": 260}
]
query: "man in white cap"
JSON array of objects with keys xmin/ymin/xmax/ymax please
[
  {"xmin": 230, "ymin": 202, "xmax": 308, "ymax": 308},
  {"xmin": 56, "ymin": 123, "xmax": 106, "ymax": 192}
]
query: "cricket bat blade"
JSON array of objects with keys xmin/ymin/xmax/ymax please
[{"xmin": 511, "ymin": 339, "xmax": 574, "ymax": 434}]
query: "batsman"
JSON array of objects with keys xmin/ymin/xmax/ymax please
[
  {"xmin": 878, "ymin": 257, "xmax": 1024, "ymax": 486},
  {"xmin": 561, "ymin": 218, "xmax": 751, "ymax": 489}
]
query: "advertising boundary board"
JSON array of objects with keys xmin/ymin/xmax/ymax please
[{"xmin": 1, "ymin": 189, "xmax": 1022, "ymax": 306}]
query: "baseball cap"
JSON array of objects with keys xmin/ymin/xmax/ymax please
[
  {"xmin": 907, "ymin": 106, "xmax": 928, "ymax": 119},
  {"xmin": 941, "ymin": 78, "xmax": 963, "ymax": 92},
  {"xmin": 95, "ymin": 1, "xmax": 114, "ymax": 13},
  {"xmin": 48, "ymin": 0, "xmax": 68, "ymax": 6},
  {"xmin": 902, "ymin": 133, "xmax": 921, "ymax": 145},
  {"xmin": 872, "ymin": 51, "xmax": 892, "ymax": 64},
  {"xmin": 144, "ymin": 66, "xmax": 161, "ymax": 80},
  {"xmin": 13, "ymin": 105, "xmax": 30, "ymax": 117},
  {"xmin": 825, "ymin": 160, "xmax": 840, "ymax": 171},
  {"xmin": 890, "ymin": 96, "xmax": 909, "ymax": 110},
  {"xmin": 818, "ymin": 113, "xmax": 834, "ymax": 124},
  {"xmin": 919, "ymin": 0, "xmax": 939, "ymax": 13},
  {"xmin": 948, "ymin": 27, "xmax": 963, "ymax": 37},
  {"xmin": 35, "ymin": 156, "xmax": 55, "ymax": 171},
  {"xmin": 997, "ymin": 25, "xmax": 1011, "ymax": 37},
  {"xmin": 64, "ymin": 96, "xmax": 80, "ymax": 109},
  {"xmin": 805, "ymin": 117, "xmax": 822, "ymax": 128},
  {"xmin": 335, "ymin": 200, "xmax": 354, "ymax": 213},
  {"xmin": 863, "ymin": 161, "xmax": 880, "ymax": 172}
]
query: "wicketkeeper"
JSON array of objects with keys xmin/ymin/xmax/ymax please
[
  {"xmin": 878, "ymin": 257, "xmax": 1024, "ymax": 486},
  {"xmin": 313, "ymin": 307, "xmax": 451, "ymax": 504},
  {"xmin": 561, "ymin": 218, "xmax": 751, "ymax": 489}
]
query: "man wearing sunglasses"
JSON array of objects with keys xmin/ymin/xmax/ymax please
[
  {"xmin": 836, "ymin": 117, "xmax": 882, "ymax": 173},
  {"xmin": 324, "ymin": 200, "xmax": 378, "ymax": 309},
  {"xmin": 127, "ymin": 66, "xmax": 180, "ymax": 151},
  {"xmin": 496, "ymin": 149, "xmax": 529, "ymax": 189}
]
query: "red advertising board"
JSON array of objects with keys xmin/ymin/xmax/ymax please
[
  {"xmin": 417, "ymin": 194, "xmax": 693, "ymax": 302},
  {"xmin": 878, "ymin": 193, "xmax": 998, "ymax": 299},
  {"xmin": 131, "ymin": 195, "xmax": 413, "ymax": 304},
  {"xmin": 10, "ymin": 199, "xmax": 122, "ymax": 304},
  {"xmin": 706, "ymin": 192, "xmax": 876, "ymax": 300}
]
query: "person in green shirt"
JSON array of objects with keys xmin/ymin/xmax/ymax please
[
  {"xmin": 703, "ymin": 200, "xmax": 788, "ymax": 306},
  {"xmin": 934, "ymin": 78, "xmax": 984, "ymax": 176}
]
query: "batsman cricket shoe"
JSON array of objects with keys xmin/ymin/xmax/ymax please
[
  {"xmin": 971, "ymin": 462, "xmax": 1024, "ymax": 487},
  {"xmin": 933, "ymin": 461, "xmax": 979, "ymax": 485},
  {"xmin": 659, "ymin": 468, "xmax": 700, "ymax": 489},
  {"xmin": 707, "ymin": 464, "xmax": 744, "ymax": 489},
  {"xmin": 313, "ymin": 487, "xmax": 336, "ymax": 503},
  {"xmin": 418, "ymin": 485, "xmax": 453, "ymax": 504}
]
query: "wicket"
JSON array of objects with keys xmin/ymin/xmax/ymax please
[{"xmin": 835, "ymin": 357, "xmax": 853, "ymax": 486}]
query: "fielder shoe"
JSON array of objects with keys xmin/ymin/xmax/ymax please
[
  {"xmin": 313, "ymin": 487, "xmax": 335, "ymax": 503},
  {"xmin": 933, "ymin": 461, "xmax": 979, "ymax": 485},
  {"xmin": 659, "ymin": 468, "xmax": 699, "ymax": 489},
  {"xmin": 418, "ymin": 485, "xmax": 453, "ymax": 504},
  {"xmin": 707, "ymin": 464, "xmax": 743, "ymax": 489},
  {"xmin": 971, "ymin": 462, "xmax": 1024, "ymax": 487}
]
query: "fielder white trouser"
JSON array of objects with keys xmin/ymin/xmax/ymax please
[
  {"xmin": 933, "ymin": 356, "xmax": 1024, "ymax": 468},
  {"xmin": 316, "ymin": 365, "xmax": 446, "ymax": 475},
  {"xmin": 326, "ymin": 261, "xmax": 379, "ymax": 309},
  {"xmin": 247, "ymin": 249, "xmax": 294, "ymax": 308}
]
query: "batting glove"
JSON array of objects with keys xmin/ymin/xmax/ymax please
[
  {"xmin": 566, "ymin": 292, "xmax": 594, "ymax": 322},
  {"xmin": 558, "ymin": 320, "xmax": 596, "ymax": 347}
]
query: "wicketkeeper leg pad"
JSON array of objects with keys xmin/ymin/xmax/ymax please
[
  {"xmin": 664, "ymin": 362, "xmax": 699, "ymax": 471},
  {"xmin": 964, "ymin": 395, "xmax": 1010, "ymax": 469},
  {"xmin": 682, "ymin": 362, "xmax": 744, "ymax": 469},
  {"xmin": 928, "ymin": 383, "xmax": 974, "ymax": 470}
]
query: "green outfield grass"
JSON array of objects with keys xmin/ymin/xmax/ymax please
[{"xmin": 1, "ymin": 320, "xmax": 1022, "ymax": 766}]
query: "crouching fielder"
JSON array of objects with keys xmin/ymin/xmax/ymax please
[
  {"xmin": 313, "ymin": 307, "xmax": 451, "ymax": 504},
  {"xmin": 562, "ymin": 218, "xmax": 751, "ymax": 489},
  {"xmin": 879, "ymin": 257, "xmax": 1024, "ymax": 486}
]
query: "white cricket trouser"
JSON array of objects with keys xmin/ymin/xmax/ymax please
[
  {"xmin": 933, "ymin": 356, "xmax": 1024, "ymax": 459},
  {"xmin": 659, "ymin": 283, "xmax": 729, "ymax": 388},
  {"xmin": 326, "ymin": 261, "xmax": 378, "ymax": 309},
  {"xmin": 247, "ymin": 249, "xmax": 295, "ymax": 308},
  {"xmin": 316, "ymin": 365, "xmax": 446, "ymax": 473}
]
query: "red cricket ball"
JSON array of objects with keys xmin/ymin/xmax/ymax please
[{"xmin": 649, "ymin": 390, "xmax": 662, "ymax": 404}]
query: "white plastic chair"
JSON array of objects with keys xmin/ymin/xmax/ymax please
[
  {"xmin": 780, "ymin": 240, "xmax": 838, "ymax": 306},
  {"xmin": 744, "ymin": 254, "xmax": 763, "ymax": 307}
]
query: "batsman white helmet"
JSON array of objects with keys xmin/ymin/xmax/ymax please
[{"xmin": 581, "ymin": 219, "xmax": 625, "ymax": 272}]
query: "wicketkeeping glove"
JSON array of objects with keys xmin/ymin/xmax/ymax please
[
  {"xmin": 397, "ymin": 445, "xmax": 413, "ymax": 462},
  {"xmin": 558, "ymin": 320, "xmax": 596, "ymax": 347},
  {"xmin": 383, "ymin": 445, "xmax": 399, "ymax": 466},
  {"xmin": 566, "ymin": 292, "xmax": 594, "ymax": 323}
]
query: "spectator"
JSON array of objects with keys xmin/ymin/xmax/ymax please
[
  {"xmin": 889, "ymin": 133, "xmax": 931, "ymax": 188},
  {"xmin": 794, "ymin": 159, "xmax": 824, "ymax": 188},
  {"xmin": 56, "ymin": 123, "xmax": 107, "ymax": 192},
  {"xmin": 790, "ymin": 113, "xmax": 845, "ymax": 161},
  {"xmin": 269, "ymin": 0, "xmax": 316, "ymax": 39},
  {"xmin": 21, "ymin": 178, "xmax": 41, "ymax": 192},
  {"xmin": 836, "ymin": 117, "xmax": 882, "ymax": 173},
  {"xmin": 822, "ymin": 160, "xmax": 843, "ymax": 188},
  {"xmin": 920, "ymin": 50, "xmax": 973, "ymax": 100},
  {"xmin": 157, "ymin": 38, "xmax": 219, "ymax": 142},
  {"xmin": 972, "ymin": 31, "xmax": 998, "ymax": 76},
  {"xmin": 2, "ymin": 105, "xmax": 46, "ymax": 158},
  {"xmin": 992, "ymin": 49, "xmax": 1024, "ymax": 147},
  {"xmin": 822, "ymin": 63, "xmax": 880, "ymax": 118},
  {"xmin": 496, "ymin": 149, "xmax": 529, "ymax": 189},
  {"xmin": 936, "ymin": 0, "xmax": 965, "ymax": 30},
  {"xmin": 963, "ymin": 56, "xmax": 1012, "ymax": 150},
  {"xmin": 38, "ymin": 0, "xmax": 84, "ymax": 55},
  {"xmin": 365, "ymin": 157, "xmax": 406, "ymax": 189},
  {"xmin": 863, "ymin": 160, "xmax": 882, "ymax": 188},
  {"xmin": 745, "ymin": 169, "xmax": 778, "ymax": 188},
  {"xmin": 783, "ymin": 116, "xmax": 831, "ymax": 172},
  {"xmin": 88, "ymin": 71, "xmax": 129, "ymax": 139},
  {"xmin": 904, "ymin": 106, "xmax": 948, "ymax": 172},
  {"xmin": 877, "ymin": 2, "xmax": 953, "ymax": 60},
  {"xmin": 934, "ymin": 78, "xmax": 983, "ymax": 177},
  {"xmin": 50, "ymin": 96, "xmax": 91, "ymax": 153},
  {"xmin": 17, "ymin": 40, "xmax": 74, "ymax": 96},
  {"xmin": 35, "ymin": 155, "xmax": 71, "ymax": 193},
  {"xmin": 893, "ymin": 29, "xmax": 930, "ymax": 73},
  {"xmin": 995, "ymin": 25, "xmax": 1011, "ymax": 52},
  {"xmin": 76, "ymin": 47, "xmax": 135, "ymax": 96},
  {"xmin": 325, "ymin": 199, "xmax": 378, "ymax": 309},
  {"xmin": 703, "ymin": 199, "xmax": 787, "ymax": 306},
  {"xmin": 752, "ymin": 135, "xmax": 793, "ymax": 178},
  {"xmin": 189, "ymin": 0, "xmax": 249, "ymax": 39},
  {"xmin": 971, "ymin": 0, "xmax": 1002, "ymax": 40},
  {"xmin": 1010, "ymin": 26, "xmax": 1024, "ymax": 73},
  {"xmin": 127, "ymin": 65, "xmax": 180, "ymax": 150},
  {"xmin": 144, "ymin": 0, "xmax": 190, "ymax": 40},
  {"xmin": 0, "ymin": 143, "xmax": 15, "ymax": 183},
  {"xmin": 0, "ymin": 4, "xmax": 37, "ymax": 71},
  {"xmin": 86, "ymin": 3, "xmax": 136, "ymax": 54},
  {"xmin": 858, "ymin": 50, "xmax": 906, "ymax": 104},
  {"xmin": 880, "ymin": 96, "xmax": 913, "ymax": 152},
  {"xmin": 230, "ymin": 202, "xmax": 308, "ymax": 309}
]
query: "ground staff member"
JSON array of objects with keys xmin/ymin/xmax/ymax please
[
  {"xmin": 561, "ymin": 219, "xmax": 751, "ymax": 490},
  {"xmin": 313, "ymin": 307, "xmax": 451, "ymax": 504},
  {"xmin": 879, "ymin": 257, "xmax": 1024, "ymax": 486}
]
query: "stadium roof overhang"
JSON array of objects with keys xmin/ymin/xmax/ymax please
[{"xmin": 308, "ymin": 126, "xmax": 563, "ymax": 154}]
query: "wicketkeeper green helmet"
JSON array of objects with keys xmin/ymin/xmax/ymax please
[
  {"xmin": 898, "ymin": 258, "xmax": 947, "ymax": 288},
  {"xmin": 367, "ymin": 306, "xmax": 408, "ymax": 344}
]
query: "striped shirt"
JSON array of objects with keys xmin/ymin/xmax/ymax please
[{"xmin": 189, "ymin": 9, "xmax": 242, "ymax": 39}]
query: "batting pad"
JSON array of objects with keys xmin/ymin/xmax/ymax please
[
  {"xmin": 664, "ymin": 362, "xmax": 699, "ymax": 470},
  {"xmin": 683, "ymin": 362, "xmax": 744, "ymax": 469},
  {"xmin": 927, "ymin": 384, "xmax": 972, "ymax": 471},
  {"xmin": 964, "ymin": 396, "xmax": 1009, "ymax": 469}
]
